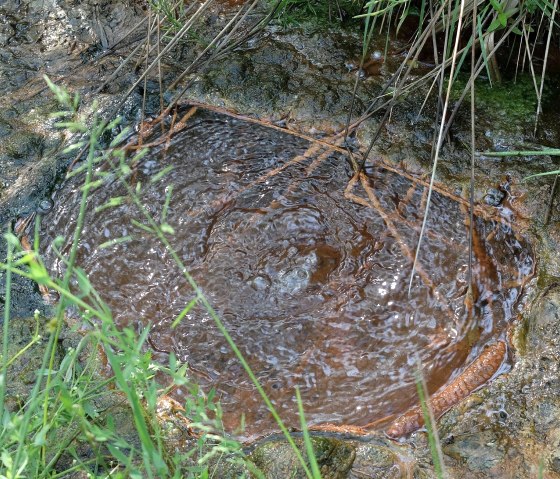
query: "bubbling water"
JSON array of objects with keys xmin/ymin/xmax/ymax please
[{"xmin": 41, "ymin": 110, "xmax": 533, "ymax": 441}]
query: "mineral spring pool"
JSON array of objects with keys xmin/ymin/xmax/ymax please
[{"xmin": 40, "ymin": 109, "xmax": 533, "ymax": 441}]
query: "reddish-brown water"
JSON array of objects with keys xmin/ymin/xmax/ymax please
[{"xmin": 41, "ymin": 110, "xmax": 533, "ymax": 441}]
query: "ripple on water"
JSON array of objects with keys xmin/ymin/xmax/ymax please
[{"xmin": 40, "ymin": 110, "xmax": 533, "ymax": 441}]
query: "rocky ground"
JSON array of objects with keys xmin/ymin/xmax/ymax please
[{"xmin": 1, "ymin": 0, "xmax": 560, "ymax": 477}]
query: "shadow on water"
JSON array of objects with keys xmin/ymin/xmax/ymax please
[{"xmin": 40, "ymin": 109, "xmax": 533, "ymax": 442}]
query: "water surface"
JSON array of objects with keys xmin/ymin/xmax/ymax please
[{"xmin": 41, "ymin": 110, "xmax": 533, "ymax": 441}]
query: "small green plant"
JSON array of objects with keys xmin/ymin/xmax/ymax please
[{"xmin": 149, "ymin": 0, "xmax": 192, "ymax": 34}]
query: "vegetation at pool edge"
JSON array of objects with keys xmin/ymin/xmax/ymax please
[
  {"xmin": 2, "ymin": 0, "xmax": 558, "ymax": 475},
  {"xmin": 270, "ymin": 0, "xmax": 558, "ymax": 296},
  {"xmin": 266, "ymin": 0, "xmax": 365, "ymax": 27},
  {"xmin": 0, "ymin": 78, "xmax": 277, "ymax": 478},
  {"xmin": 415, "ymin": 363, "xmax": 446, "ymax": 479}
]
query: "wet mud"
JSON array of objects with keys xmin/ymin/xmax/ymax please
[{"xmin": 2, "ymin": 0, "xmax": 559, "ymax": 472}]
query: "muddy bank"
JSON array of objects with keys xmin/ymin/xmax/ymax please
[
  {"xmin": 0, "ymin": 0, "xmax": 145, "ymax": 220},
  {"xmin": 2, "ymin": 0, "xmax": 560, "ymax": 477},
  {"xmin": 0, "ymin": 0, "xmax": 147, "ymax": 317}
]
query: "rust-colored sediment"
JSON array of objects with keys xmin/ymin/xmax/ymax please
[
  {"xmin": 309, "ymin": 339, "xmax": 505, "ymax": 438},
  {"xmin": 309, "ymin": 423, "xmax": 370, "ymax": 436},
  {"xmin": 383, "ymin": 340, "xmax": 507, "ymax": 439}
]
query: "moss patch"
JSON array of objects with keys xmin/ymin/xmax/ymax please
[{"xmin": 268, "ymin": 0, "xmax": 364, "ymax": 29}]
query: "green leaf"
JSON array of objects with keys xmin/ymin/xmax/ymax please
[
  {"xmin": 98, "ymin": 235, "xmax": 133, "ymax": 249},
  {"xmin": 161, "ymin": 185, "xmax": 173, "ymax": 222},
  {"xmin": 81, "ymin": 179, "xmax": 104, "ymax": 192},
  {"xmin": 1, "ymin": 450, "xmax": 13, "ymax": 469},
  {"xmin": 489, "ymin": 0, "xmax": 502, "ymax": 12},
  {"xmin": 150, "ymin": 165, "xmax": 174, "ymax": 183},
  {"xmin": 56, "ymin": 121, "xmax": 88, "ymax": 132},
  {"xmin": 488, "ymin": 18, "xmax": 503, "ymax": 32},
  {"xmin": 130, "ymin": 218, "xmax": 154, "ymax": 234},
  {"xmin": 74, "ymin": 267, "xmax": 92, "ymax": 296},
  {"xmin": 160, "ymin": 223, "xmax": 175, "ymax": 235},
  {"xmin": 110, "ymin": 126, "xmax": 132, "ymax": 148},
  {"xmin": 132, "ymin": 148, "xmax": 149, "ymax": 163},
  {"xmin": 44, "ymin": 75, "xmax": 72, "ymax": 108},
  {"xmin": 107, "ymin": 444, "xmax": 131, "ymax": 465},
  {"xmin": 83, "ymin": 400, "xmax": 98, "ymax": 419},
  {"xmin": 171, "ymin": 296, "xmax": 199, "ymax": 329},
  {"xmin": 106, "ymin": 117, "xmax": 122, "ymax": 132},
  {"xmin": 94, "ymin": 196, "xmax": 126, "ymax": 213},
  {"xmin": 498, "ymin": 11, "xmax": 507, "ymax": 26},
  {"xmin": 33, "ymin": 425, "xmax": 50, "ymax": 446},
  {"xmin": 72, "ymin": 93, "xmax": 80, "ymax": 111},
  {"xmin": 120, "ymin": 163, "xmax": 132, "ymax": 176},
  {"xmin": 28, "ymin": 260, "xmax": 50, "ymax": 285},
  {"xmin": 50, "ymin": 111, "xmax": 72, "ymax": 118},
  {"xmin": 87, "ymin": 423, "xmax": 111, "ymax": 442},
  {"xmin": 3, "ymin": 233, "xmax": 20, "ymax": 249},
  {"xmin": 53, "ymin": 236, "xmax": 65, "ymax": 249},
  {"xmin": 62, "ymin": 142, "xmax": 86, "ymax": 154},
  {"xmin": 504, "ymin": 7, "xmax": 519, "ymax": 16},
  {"xmin": 66, "ymin": 162, "xmax": 90, "ymax": 179}
]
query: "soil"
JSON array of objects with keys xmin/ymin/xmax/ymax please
[{"xmin": 2, "ymin": 0, "xmax": 560, "ymax": 477}]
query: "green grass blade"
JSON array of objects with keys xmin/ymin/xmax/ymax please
[
  {"xmin": 481, "ymin": 149, "xmax": 560, "ymax": 157},
  {"xmin": 415, "ymin": 362, "xmax": 446, "ymax": 479},
  {"xmin": 296, "ymin": 387, "xmax": 321, "ymax": 479},
  {"xmin": 0, "ymin": 228, "xmax": 14, "ymax": 421}
]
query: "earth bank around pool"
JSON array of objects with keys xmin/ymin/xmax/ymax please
[{"xmin": 1, "ymin": 0, "xmax": 560, "ymax": 476}]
